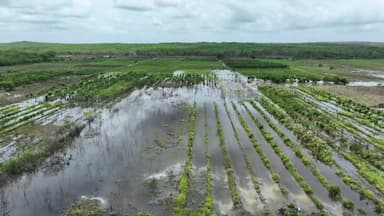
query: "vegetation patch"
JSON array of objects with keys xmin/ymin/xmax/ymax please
[{"xmin": 64, "ymin": 199, "xmax": 105, "ymax": 216}]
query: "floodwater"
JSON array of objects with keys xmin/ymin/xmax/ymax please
[
  {"xmin": 0, "ymin": 70, "xmax": 370, "ymax": 215},
  {"xmin": 347, "ymin": 81, "xmax": 384, "ymax": 87},
  {"xmin": 248, "ymin": 101, "xmax": 381, "ymax": 215}
]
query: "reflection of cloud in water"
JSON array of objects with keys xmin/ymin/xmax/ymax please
[
  {"xmin": 80, "ymin": 195, "xmax": 108, "ymax": 208},
  {"xmin": 347, "ymin": 81, "xmax": 383, "ymax": 87},
  {"xmin": 145, "ymin": 162, "xmax": 183, "ymax": 180}
]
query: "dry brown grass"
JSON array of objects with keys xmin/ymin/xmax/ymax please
[{"xmin": 314, "ymin": 85, "xmax": 384, "ymax": 107}]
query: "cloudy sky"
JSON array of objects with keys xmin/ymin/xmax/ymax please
[{"xmin": 0, "ymin": 0, "xmax": 384, "ymax": 43}]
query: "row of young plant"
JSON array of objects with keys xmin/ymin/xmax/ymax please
[
  {"xmin": 298, "ymin": 86, "xmax": 384, "ymax": 129},
  {"xmin": 198, "ymin": 105, "xmax": 215, "ymax": 216},
  {"xmin": 295, "ymin": 89, "xmax": 384, "ymax": 173},
  {"xmin": 46, "ymin": 71, "xmax": 171, "ymax": 106},
  {"xmin": 258, "ymin": 96, "xmax": 335, "ymax": 165},
  {"xmin": 291, "ymin": 91, "xmax": 384, "ymax": 192},
  {"xmin": 171, "ymin": 73, "xmax": 206, "ymax": 87},
  {"xmin": 303, "ymin": 96, "xmax": 384, "ymax": 169},
  {"xmin": 223, "ymin": 102, "xmax": 264, "ymax": 201},
  {"xmin": 257, "ymin": 89, "xmax": 384, "ymax": 213},
  {"xmin": 231, "ymin": 102, "xmax": 290, "ymax": 200},
  {"xmin": 0, "ymin": 103, "xmax": 18, "ymax": 113},
  {"xmin": 297, "ymin": 87, "xmax": 384, "ymax": 153},
  {"xmin": 173, "ymin": 103, "xmax": 198, "ymax": 216},
  {"xmin": 0, "ymin": 103, "xmax": 61, "ymax": 134},
  {"xmin": 213, "ymin": 103, "xmax": 242, "ymax": 208},
  {"xmin": 0, "ymin": 104, "xmax": 22, "ymax": 119},
  {"xmin": 0, "ymin": 103, "xmax": 43, "ymax": 124},
  {"xmin": 246, "ymin": 101, "xmax": 354, "ymax": 205},
  {"xmin": 237, "ymin": 102, "xmax": 325, "ymax": 211},
  {"xmin": 261, "ymin": 86, "xmax": 384, "ymax": 191},
  {"xmin": 202, "ymin": 72, "xmax": 218, "ymax": 87}
]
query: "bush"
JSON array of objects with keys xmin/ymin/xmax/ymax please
[
  {"xmin": 342, "ymin": 199, "xmax": 354, "ymax": 210},
  {"xmin": 272, "ymin": 172, "xmax": 280, "ymax": 183},
  {"xmin": 0, "ymin": 80, "xmax": 15, "ymax": 91},
  {"xmin": 329, "ymin": 185, "xmax": 341, "ymax": 200}
]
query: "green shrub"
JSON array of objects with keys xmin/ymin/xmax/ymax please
[
  {"xmin": 329, "ymin": 185, "xmax": 341, "ymax": 201},
  {"xmin": 272, "ymin": 172, "xmax": 280, "ymax": 183},
  {"xmin": 342, "ymin": 199, "xmax": 354, "ymax": 210}
]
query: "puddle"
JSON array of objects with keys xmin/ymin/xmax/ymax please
[{"xmin": 347, "ymin": 81, "xmax": 384, "ymax": 87}]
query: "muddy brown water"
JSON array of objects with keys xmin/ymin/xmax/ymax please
[{"xmin": 0, "ymin": 70, "xmax": 373, "ymax": 215}]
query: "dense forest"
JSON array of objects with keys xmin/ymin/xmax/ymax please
[{"xmin": 1, "ymin": 42, "xmax": 384, "ymax": 62}]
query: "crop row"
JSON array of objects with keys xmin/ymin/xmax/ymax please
[
  {"xmin": 298, "ymin": 86, "xmax": 384, "ymax": 129},
  {"xmin": 198, "ymin": 105, "xmax": 215, "ymax": 216},
  {"xmin": 171, "ymin": 73, "xmax": 206, "ymax": 87},
  {"xmin": 0, "ymin": 103, "xmax": 61, "ymax": 134},
  {"xmin": 296, "ymin": 89, "xmax": 384, "ymax": 172},
  {"xmin": 213, "ymin": 103, "xmax": 242, "ymax": 207},
  {"xmin": 297, "ymin": 88, "xmax": 384, "ymax": 153},
  {"xmin": 231, "ymin": 102, "xmax": 289, "ymax": 199},
  {"xmin": 239, "ymin": 102, "xmax": 324, "ymax": 210},
  {"xmin": 247, "ymin": 101, "xmax": 346, "ymax": 202},
  {"xmin": 0, "ymin": 104, "xmax": 22, "ymax": 119},
  {"xmin": 223, "ymin": 102, "xmax": 263, "ymax": 201},
  {"xmin": 260, "ymin": 87, "xmax": 384, "ymax": 189},
  {"xmin": 258, "ymin": 95, "xmax": 335, "ymax": 165},
  {"xmin": 173, "ymin": 103, "xmax": 198, "ymax": 216},
  {"xmin": 0, "ymin": 103, "xmax": 46, "ymax": 125},
  {"xmin": 291, "ymin": 91, "xmax": 384, "ymax": 192},
  {"xmin": 258, "ymin": 88, "xmax": 384, "ymax": 213},
  {"xmin": 46, "ymin": 71, "xmax": 172, "ymax": 106},
  {"xmin": 0, "ymin": 104, "xmax": 18, "ymax": 113}
]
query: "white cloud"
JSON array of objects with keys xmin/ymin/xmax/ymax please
[{"xmin": 0, "ymin": 0, "xmax": 383, "ymax": 42}]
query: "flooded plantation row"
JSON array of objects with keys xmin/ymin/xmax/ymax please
[{"xmin": 0, "ymin": 70, "xmax": 383, "ymax": 215}]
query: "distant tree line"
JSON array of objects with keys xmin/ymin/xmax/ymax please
[{"xmin": 0, "ymin": 50, "xmax": 56, "ymax": 66}]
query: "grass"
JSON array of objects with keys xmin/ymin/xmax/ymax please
[
  {"xmin": 0, "ymin": 123, "xmax": 84, "ymax": 180},
  {"xmin": 224, "ymin": 58, "xmax": 288, "ymax": 69},
  {"xmin": 326, "ymin": 59, "xmax": 384, "ymax": 71}
]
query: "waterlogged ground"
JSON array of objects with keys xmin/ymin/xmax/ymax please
[{"xmin": 0, "ymin": 70, "xmax": 383, "ymax": 216}]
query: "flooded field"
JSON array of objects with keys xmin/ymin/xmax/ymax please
[{"xmin": 0, "ymin": 66, "xmax": 383, "ymax": 216}]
